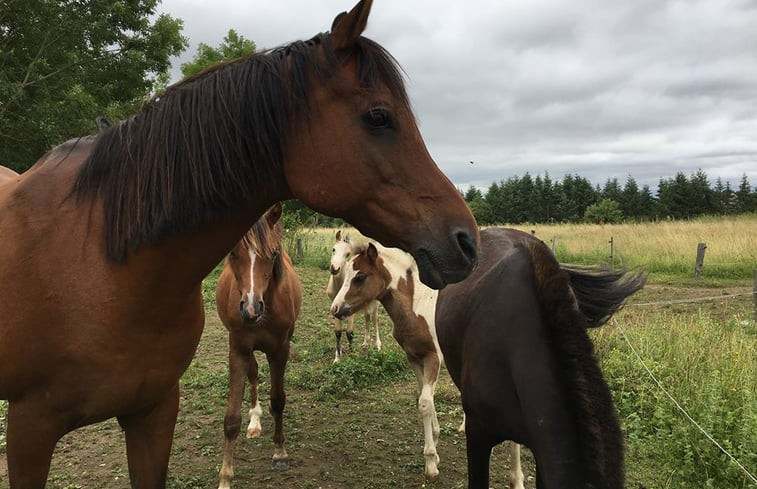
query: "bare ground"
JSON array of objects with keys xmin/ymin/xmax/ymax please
[{"xmin": 0, "ymin": 270, "xmax": 752, "ymax": 489}]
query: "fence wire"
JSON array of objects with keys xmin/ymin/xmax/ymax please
[{"xmin": 612, "ymin": 290, "xmax": 757, "ymax": 485}]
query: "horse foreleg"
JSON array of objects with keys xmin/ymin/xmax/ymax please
[
  {"xmin": 409, "ymin": 353, "xmax": 441, "ymax": 480},
  {"xmin": 507, "ymin": 442, "xmax": 526, "ymax": 489},
  {"xmin": 117, "ymin": 384, "xmax": 179, "ymax": 489},
  {"xmin": 217, "ymin": 343, "xmax": 250, "ymax": 489},
  {"xmin": 369, "ymin": 303, "xmax": 381, "ymax": 350},
  {"xmin": 464, "ymin": 417, "xmax": 494, "ymax": 489},
  {"xmin": 333, "ymin": 317, "xmax": 343, "ymax": 363},
  {"xmin": 246, "ymin": 354, "xmax": 262, "ymax": 438},
  {"xmin": 266, "ymin": 345, "xmax": 290, "ymax": 471},
  {"xmin": 345, "ymin": 315, "xmax": 354, "ymax": 351},
  {"xmin": 6, "ymin": 400, "xmax": 65, "ymax": 488}
]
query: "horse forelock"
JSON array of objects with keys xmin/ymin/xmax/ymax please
[
  {"xmin": 72, "ymin": 31, "xmax": 409, "ymax": 262},
  {"xmin": 242, "ymin": 219, "xmax": 283, "ymax": 262}
]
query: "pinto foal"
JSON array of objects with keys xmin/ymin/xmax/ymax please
[
  {"xmin": 330, "ymin": 242, "xmax": 445, "ymax": 480},
  {"xmin": 326, "ymin": 230, "xmax": 381, "ymax": 362},
  {"xmin": 329, "ymin": 242, "xmax": 527, "ymax": 484},
  {"xmin": 215, "ymin": 204, "xmax": 302, "ymax": 489}
]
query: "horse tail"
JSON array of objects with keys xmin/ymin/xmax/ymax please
[
  {"xmin": 562, "ymin": 264, "xmax": 646, "ymax": 327},
  {"xmin": 525, "ymin": 237, "xmax": 628, "ymax": 489}
]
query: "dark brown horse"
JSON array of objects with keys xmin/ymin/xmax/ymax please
[
  {"xmin": 439, "ymin": 228, "xmax": 644, "ymax": 489},
  {"xmin": 0, "ymin": 1, "xmax": 479, "ymax": 487},
  {"xmin": 330, "ymin": 228, "xmax": 645, "ymax": 488},
  {"xmin": 215, "ymin": 203, "xmax": 301, "ymax": 488}
]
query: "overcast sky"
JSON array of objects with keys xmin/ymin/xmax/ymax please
[{"xmin": 156, "ymin": 0, "xmax": 757, "ymax": 192}]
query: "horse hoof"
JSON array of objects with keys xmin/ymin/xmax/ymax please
[
  {"xmin": 246, "ymin": 426, "xmax": 262, "ymax": 438},
  {"xmin": 272, "ymin": 458, "xmax": 290, "ymax": 471}
]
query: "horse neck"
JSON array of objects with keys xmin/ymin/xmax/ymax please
[
  {"xmin": 376, "ymin": 250, "xmax": 438, "ymax": 331},
  {"xmin": 151, "ymin": 201, "xmax": 279, "ymax": 291}
]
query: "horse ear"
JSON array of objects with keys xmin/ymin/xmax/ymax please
[
  {"xmin": 266, "ymin": 202, "xmax": 283, "ymax": 226},
  {"xmin": 344, "ymin": 233, "xmax": 350, "ymax": 243},
  {"xmin": 366, "ymin": 242, "xmax": 378, "ymax": 262},
  {"xmin": 335, "ymin": 230, "xmax": 342, "ymax": 241},
  {"xmin": 330, "ymin": 0, "xmax": 373, "ymax": 50}
]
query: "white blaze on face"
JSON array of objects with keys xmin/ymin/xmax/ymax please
[
  {"xmin": 330, "ymin": 259, "xmax": 358, "ymax": 312},
  {"xmin": 331, "ymin": 240, "xmax": 351, "ymax": 273},
  {"xmin": 246, "ymin": 248, "xmax": 258, "ymax": 305}
]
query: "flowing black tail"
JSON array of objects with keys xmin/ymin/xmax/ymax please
[{"xmin": 562, "ymin": 265, "xmax": 646, "ymax": 327}]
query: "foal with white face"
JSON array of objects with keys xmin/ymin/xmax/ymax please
[
  {"xmin": 326, "ymin": 230, "xmax": 381, "ymax": 362},
  {"xmin": 330, "ymin": 242, "xmax": 443, "ymax": 479}
]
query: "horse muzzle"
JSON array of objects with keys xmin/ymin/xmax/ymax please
[
  {"xmin": 240, "ymin": 299, "xmax": 265, "ymax": 323},
  {"xmin": 413, "ymin": 229, "xmax": 478, "ymax": 289},
  {"xmin": 330, "ymin": 303, "xmax": 351, "ymax": 320}
]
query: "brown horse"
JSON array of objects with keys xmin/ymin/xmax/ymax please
[
  {"xmin": 0, "ymin": 165, "xmax": 19, "ymax": 185},
  {"xmin": 326, "ymin": 230, "xmax": 381, "ymax": 362},
  {"xmin": 441, "ymin": 228, "xmax": 644, "ymax": 489},
  {"xmin": 0, "ymin": 1, "xmax": 479, "ymax": 487},
  {"xmin": 330, "ymin": 229, "xmax": 645, "ymax": 488},
  {"xmin": 215, "ymin": 203, "xmax": 301, "ymax": 489}
]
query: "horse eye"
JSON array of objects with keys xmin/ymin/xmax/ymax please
[
  {"xmin": 354, "ymin": 273, "xmax": 367, "ymax": 286},
  {"xmin": 362, "ymin": 107, "xmax": 393, "ymax": 130}
]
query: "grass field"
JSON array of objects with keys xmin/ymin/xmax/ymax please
[{"xmin": 1, "ymin": 215, "xmax": 755, "ymax": 488}]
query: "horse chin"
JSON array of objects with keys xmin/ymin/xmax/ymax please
[
  {"xmin": 413, "ymin": 249, "xmax": 458, "ymax": 290},
  {"xmin": 412, "ymin": 232, "xmax": 478, "ymax": 289}
]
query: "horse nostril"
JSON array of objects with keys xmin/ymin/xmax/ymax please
[
  {"xmin": 254, "ymin": 301, "xmax": 265, "ymax": 317},
  {"xmin": 456, "ymin": 230, "xmax": 478, "ymax": 266}
]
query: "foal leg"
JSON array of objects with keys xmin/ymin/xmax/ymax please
[
  {"xmin": 6, "ymin": 400, "xmax": 65, "ymax": 489},
  {"xmin": 117, "ymin": 384, "xmax": 180, "ymax": 489},
  {"xmin": 246, "ymin": 354, "xmax": 263, "ymax": 438},
  {"xmin": 409, "ymin": 353, "xmax": 441, "ymax": 480},
  {"xmin": 217, "ymin": 344, "xmax": 250, "ymax": 489},
  {"xmin": 345, "ymin": 315, "xmax": 354, "ymax": 352},
  {"xmin": 266, "ymin": 344, "xmax": 290, "ymax": 471},
  {"xmin": 507, "ymin": 442, "xmax": 526, "ymax": 489},
  {"xmin": 333, "ymin": 317, "xmax": 343, "ymax": 363},
  {"xmin": 370, "ymin": 302, "xmax": 381, "ymax": 350}
]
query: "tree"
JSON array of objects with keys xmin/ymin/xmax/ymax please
[
  {"xmin": 0, "ymin": 0, "xmax": 187, "ymax": 171},
  {"xmin": 735, "ymin": 174, "xmax": 755, "ymax": 213},
  {"xmin": 180, "ymin": 29, "xmax": 256, "ymax": 78},
  {"xmin": 584, "ymin": 199, "xmax": 623, "ymax": 224}
]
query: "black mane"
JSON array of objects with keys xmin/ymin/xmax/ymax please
[{"xmin": 73, "ymin": 32, "xmax": 409, "ymax": 262}]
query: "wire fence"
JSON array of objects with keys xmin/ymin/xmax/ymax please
[{"xmin": 615, "ymin": 290, "xmax": 757, "ymax": 485}]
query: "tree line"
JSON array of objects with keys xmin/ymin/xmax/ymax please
[
  {"xmin": 3, "ymin": 10, "xmax": 754, "ymax": 227},
  {"xmin": 462, "ymin": 170, "xmax": 756, "ymax": 225}
]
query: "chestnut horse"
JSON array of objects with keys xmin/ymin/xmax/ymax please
[
  {"xmin": 215, "ymin": 203, "xmax": 301, "ymax": 489},
  {"xmin": 0, "ymin": 1, "xmax": 479, "ymax": 487},
  {"xmin": 0, "ymin": 165, "xmax": 19, "ymax": 184},
  {"xmin": 331, "ymin": 229, "xmax": 645, "ymax": 488},
  {"xmin": 326, "ymin": 230, "xmax": 381, "ymax": 362}
]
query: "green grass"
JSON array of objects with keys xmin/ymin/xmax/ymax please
[
  {"xmin": 2, "ymin": 216, "xmax": 755, "ymax": 488},
  {"xmin": 592, "ymin": 291, "xmax": 756, "ymax": 488}
]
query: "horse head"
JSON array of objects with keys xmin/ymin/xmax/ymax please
[
  {"xmin": 330, "ymin": 242, "xmax": 392, "ymax": 319},
  {"xmin": 229, "ymin": 203, "xmax": 284, "ymax": 323},
  {"xmin": 282, "ymin": 0, "xmax": 479, "ymax": 289}
]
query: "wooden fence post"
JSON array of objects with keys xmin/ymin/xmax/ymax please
[
  {"xmin": 694, "ymin": 242, "xmax": 707, "ymax": 280},
  {"xmin": 609, "ymin": 236, "xmax": 614, "ymax": 268},
  {"xmin": 296, "ymin": 238, "xmax": 304, "ymax": 263},
  {"xmin": 551, "ymin": 236, "xmax": 558, "ymax": 253}
]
